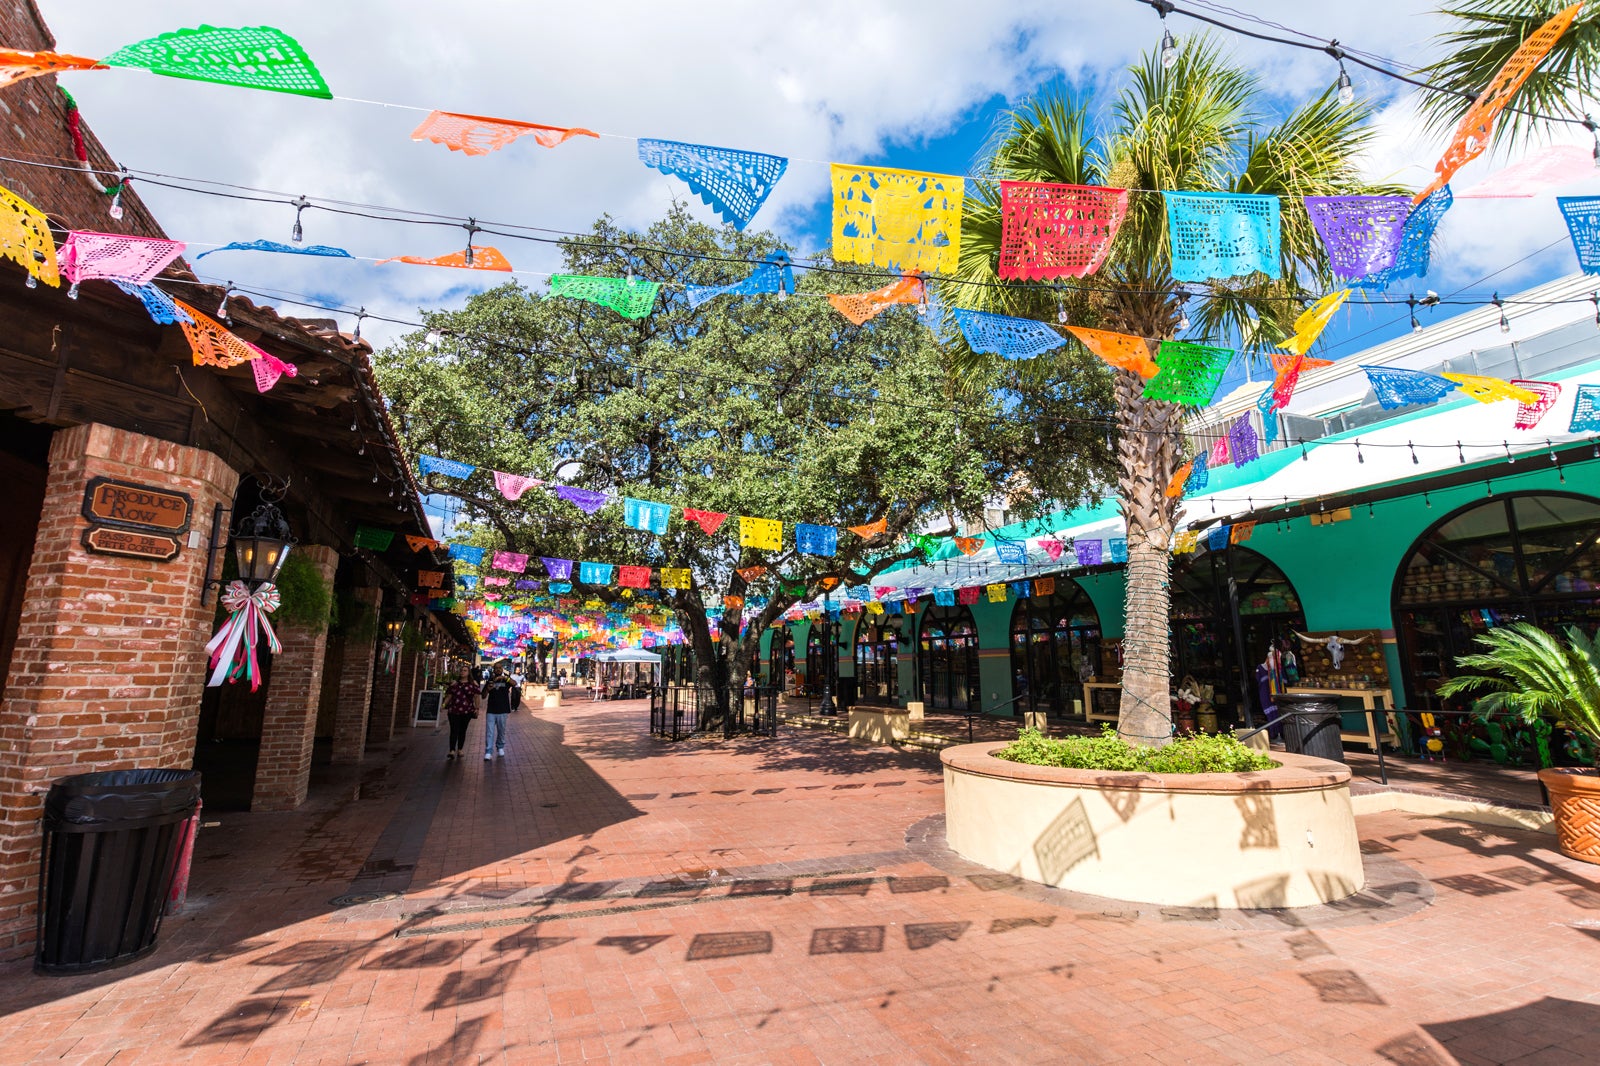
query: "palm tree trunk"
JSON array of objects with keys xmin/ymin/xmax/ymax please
[{"xmin": 1112, "ymin": 369, "xmax": 1185, "ymax": 747}]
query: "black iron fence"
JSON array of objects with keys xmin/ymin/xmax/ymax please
[{"xmin": 650, "ymin": 685, "xmax": 779, "ymax": 740}]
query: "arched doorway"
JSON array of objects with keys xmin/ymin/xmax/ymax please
[
  {"xmin": 854, "ymin": 616, "xmax": 901, "ymax": 704},
  {"xmin": 805, "ymin": 627, "xmax": 827, "ymax": 696},
  {"xmin": 1171, "ymin": 545, "xmax": 1305, "ymax": 721},
  {"xmin": 1394, "ymin": 492, "xmax": 1600, "ymax": 711},
  {"xmin": 920, "ymin": 604, "xmax": 978, "ymax": 711},
  {"xmin": 1009, "ymin": 582, "xmax": 1101, "ymax": 717}
]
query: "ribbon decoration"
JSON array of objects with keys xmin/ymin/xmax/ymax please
[
  {"xmin": 953, "ymin": 309, "xmax": 1067, "ymax": 360},
  {"xmin": 113, "ymin": 281, "xmax": 193, "ymax": 325},
  {"xmin": 998, "ymin": 181, "xmax": 1129, "ymax": 280},
  {"xmin": 828, "ymin": 274, "xmax": 924, "ymax": 325},
  {"xmin": 638, "ymin": 140, "xmax": 788, "ymax": 230},
  {"xmin": 1037, "ymin": 538, "xmax": 1064, "ymax": 561},
  {"xmin": 739, "ymin": 516, "xmax": 783, "ymax": 551},
  {"xmin": 1462, "ymin": 144, "xmax": 1598, "ymax": 198},
  {"xmin": 1165, "ymin": 191, "xmax": 1281, "ymax": 282},
  {"xmin": 420, "ymin": 454, "xmax": 478, "ymax": 479},
  {"xmin": 0, "ymin": 183, "xmax": 60, "ymax": 288},
  {"xmin": 173, "ymin": 301, "xmax": 263, "ymax": 369},
  {"xmin": 251, "ymin": 351, "xmax": 298, "ymax": 394},
  {"xmin": 1512, "ymin": 380, "xmax": 1562, "ymax": 430},
  {"xmin": 103, "ymin": 25, "xmax": 332, "ymax": 98},
  {"xmin": 196, "ymin": 240, "xmax": 352, "ymax": 260},
  {"xmin": 687, "ymin": 253, "xmax": 794, "ymax": 309},
  {"xmin": 412, "ymin": 110, "xmax": 597, "ymax": 155},
  {"xmin": 683, "ymin": 508, "xmax": 728, "ymax": 535},
  {"xmin": 0, "ymin": 48, "xmax": 104, "ymax": 88},
  {"xmin": 848, "ymin": 518, "xmax": 887, "ymax": 539},
  {"xmin": 205, "ymin": 580, "xmax": 283, "ymax": 691},
  {"xmin": 831, "ymin": 164, "xmax": 964, "ymax": 274},
  {"xmin": 1279, "ymin": 290, "xmax": 1349, "ymax": 355},
  {"xmin": 1068, "ymin": 326, "xmax": 1159, "ymax": 379},
  {"xmin": 953, "ymin": 536, "xmax": 982, "ymax": 556},
  {"xmin": 1558, "ymin": 196, "xmax": 1600, "ymax": 274},
  {"xmin": 1145, "ymin": 341, "xmax": 1232, "ymax": 406},
  {"xmin": 1440, "ymin": 373, "xmax": 1540, "ymax": 406},
  {"xmin": 379, "ymin": 246, "xmax": 513, "ymax": 271},
  {"xmin": 549, "ymin": 273, "xmax": 661, "ymax": 319},
  {"xmin": 494, "ymin": 471, "xmax": 542, "ymax": 501},
  {"xmin": 1417, "ymin": 3, "xmax": 1584, "ymax": 202}
]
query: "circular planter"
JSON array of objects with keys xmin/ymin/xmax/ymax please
[
  {"xmin": 941, "ymin": 743, "xmax": 1364, "ymax": 909},
  {"xmin": 1536, "ymin": 767, "xmax": 1600, "ymax": 865}
]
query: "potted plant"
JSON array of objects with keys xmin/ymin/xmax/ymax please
[{"xmin": 1437, "ymin": 623, "xmax": 1600, "ymax": 865}]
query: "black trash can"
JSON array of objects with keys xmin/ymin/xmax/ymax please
[
  {"xmin": 36, "ymin": 769, "xmax": 201, "ymax": 975},
  {"xmin": 1277, "ymin": 695, "xmax": 1346, "ymax": 763}
]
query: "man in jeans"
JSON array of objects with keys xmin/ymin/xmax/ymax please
[{"xmin": 481, "ymin": 668, "xmax": 515, "ymax": 759}]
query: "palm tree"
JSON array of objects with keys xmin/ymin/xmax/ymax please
[
  {"xmin": 1436, "ymin": 622, "xmax": 1600, "ymax": 765},
  {"xmin": 952, "ymin": 37, "xmax": 1400, "ymax": 745},
  {"xmin": 1414, "ymin": 1, "xmax": 1600, "ymax": 154}
]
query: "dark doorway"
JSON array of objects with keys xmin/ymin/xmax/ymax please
[{"xmin": 0, "ymin": 414, "xmax": 52, "ymax": 699}]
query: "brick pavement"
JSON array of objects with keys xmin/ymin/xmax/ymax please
[{"xmin": 1, "ymin": 691, "xmax": 1597, "ymax": 1065}]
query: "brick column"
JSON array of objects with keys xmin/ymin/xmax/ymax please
[
  {"xmin": 394, "ymin": 639, "xmax": 422, "ymax": 733},
  {"xmin": 251, "ymin": 544, "xmax": 338, "ymax": 812},
  {"xmin": 330, "ymin": 587, "xmax": 382, "ymax": 764},
  {"xmin": 0, "ymin": 424, "xmax": 238, "ymax": 953},
  {"xmin": 366, "ymin": 635, "xmax": 401, "ymax": 746}
]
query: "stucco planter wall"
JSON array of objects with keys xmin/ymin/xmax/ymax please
[{"xmin": 941, "ymin": 743, "xmax": 1365, "ymax": 909}]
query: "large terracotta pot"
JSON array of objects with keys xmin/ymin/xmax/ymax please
[{"xmin": 1536, "ymin": 767, "xmax": 1600, "ymax": 865}]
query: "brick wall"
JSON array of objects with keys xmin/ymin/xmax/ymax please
[
  {"xmin": 0, "ymin": 422, "xmax": 238, "ymax": 954},
  {"xmin": 330, "ymin": 588, "xmax": 382, "ymax": 764},
  {"xmin": 367, "ymin": 636, "xmax": 400, "ymax": 746},
  {"xmin": 252, "ymin": 544, "xmax": 338, "ymax": 812},
  {"xmin": 394, "ymin": 640, "xmax": 422, "ymax": 734}
]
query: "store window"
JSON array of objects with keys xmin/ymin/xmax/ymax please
[
  {"xmin": 1394, "ymin": 492, "xmax": 1600, "ymax": 710},
  {"xmin": 1008, "ymin": 582, "xmax": 1101, "ymax": 717},
  {"xmin": 1171, "ymin": 546, "xmax": 1305, "ymax": 721},
  {"xmin": 854, "ymin": 618, "xmax": 900, "ymax": 703},
  {"xmin": 920, "ymin": 604, "xmax": 979, "ymax": 711},
  {"xmin": 805, "ymin": 628, "xmax": 827, "ymax": 696}
]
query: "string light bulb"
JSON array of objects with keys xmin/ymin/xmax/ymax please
[
  {"xmin": 291, "ymin": 195, "xmax": 309, "ymax": 243},
  {"xmin": 217, "ymin": 284, "xmax": 233, "ymax": 321},
  {"xmin": 353, "ymin": 308, "xmax": 366, "ymax": 342},
  {"xmin": 1493, "ymin": 292, "xmax": 1509, "ymax": 333},
  {"xmin": 1160, "ymin": 25, "xmax": 1178, "ymax": 69},
  {"xmin": 107, "ymin": 171, "xmax": 125, "ymax": 220},
  {"xmin": 1409, "ymin": 295, "xmax": 1422, "ymax": 333},
  {"xmin": 1056, "ymin": 300, "xmax": 1067, "ymax": 325},
  {"xmin": 463, "ymin": 219, "xmax": 478, "ymax": 268},
  {"xmin": 1336, "ymin": 62, "xmax": 1354, "ymax": 105}
]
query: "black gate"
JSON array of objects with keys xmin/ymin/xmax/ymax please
[{"xmin": 651, "ymin": 685, "xmax": 778, "ymax": 740}]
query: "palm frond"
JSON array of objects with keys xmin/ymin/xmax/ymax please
[{"xmin": 1435, "ymin": 622, "xmax": 1600, "ymax": 748}]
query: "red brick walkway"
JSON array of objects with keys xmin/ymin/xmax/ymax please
[{"xmin": 2, "ymin": 694, "xmax": 1597, "ymax": 1065}]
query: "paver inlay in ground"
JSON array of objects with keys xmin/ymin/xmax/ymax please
[{"xmin": 1, "ymin": 694, "xmax": 1597, "ymax": 1065}]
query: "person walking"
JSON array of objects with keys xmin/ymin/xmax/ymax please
[
  {"xmin": 443, "ymin": 664, "xmax": 479, "ymax": 759},
  {"xmin": 482, "ymin": 667, "xmax": 515, "ymax": 759}
]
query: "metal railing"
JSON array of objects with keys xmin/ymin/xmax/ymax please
[{"xmin": 650, "ymin": 684, "xmax": 779, "ymax": 740}]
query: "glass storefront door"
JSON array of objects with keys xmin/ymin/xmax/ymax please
[
  {"xmin": 1009, "ymin": 582, "xmax": 1101, "ymax": 716},
  {"xmin": 920, "ymin": 605, "xmax": 979, "ymax": 711}
]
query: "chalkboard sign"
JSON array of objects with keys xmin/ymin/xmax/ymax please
[{"xmin": 413, "ymin": 689, "xmax": 443, "ymax": 728}]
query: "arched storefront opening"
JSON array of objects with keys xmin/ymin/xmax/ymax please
[
  {"xmin": 920, "ymin": 604, "xmax": 979, "ymax": 711},
  {"xmin": 805, "ymin": 627, "xmax": 828, "ymax": 696},
  {"xmin": 1009, "ymin": 581, "xmax": 1101, "ymax": 717},
  {"xmin": 771, "ymin": 631, "xmax": 795, "ymax": 687},
  {"xmin": 854, "ymin": 616, "xmax": 901, "ymax": 704},
  {"xmin": 1394, "ymin": 492, "xmax": 1600, "ymax": 710},
  {"xmin": 1171, "ymin": 545, "xmax": 1305, "ymax": 721}
]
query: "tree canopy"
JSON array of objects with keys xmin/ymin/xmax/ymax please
[{"xmin": 376, "ymin": 205, "xmax": 1113, "ymax": 708}]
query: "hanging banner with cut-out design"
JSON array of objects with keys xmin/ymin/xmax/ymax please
[
  {"xmin": 1173, "ymin": 530, "xmax": 1200, "ymax": 554},
  {"xmin": 1558, "ymin": 196, "xmax": 1600, "ymax": 274},
  {"xmin": 1362, "ymin": 366, "xmax": 1459, "ymax": 409},
  {"xmin": 639, "ymin": 140, "xmax": 788, "ymax": 230},
  {"xmin": 994, "ymin": 540, "xmax": 1028, "ymax": 565},
  {"xmin": 1360, "ymin": 186, "xmax": 1452, "ymax": 288},
  {"xmin": 683, "ymin": 508, "xmax": 727, "ymax": 535},
  {"xmin": 618, "ymin": 565, "xmax": 651, "ymax": 589},
  {"xmin": 103, "ymin": 25, "xmax": 332, "ymax": 99},
  {"xmin": 1230, "ymin": 522, "xmax": 1256, "ymax": 545},
  {"xmin": 174, "ymin": 301, "xmax": 263, "ymax": 369},
  {"xmin": 419, "ymin": 454, "xmax": 477, "ymax": 479},
  {"xmin": 251, "ymin": 352, "xmax": 297, "ymax": 394},
  {"xmin": 957, "ymin": 587, "xmax": 981, "ymax": 605},
  {"xmin": 1166, "ymin": 462, "xmax": 1193, "ymax": 498},
  {"xmin": 579, "ymin": 561, "xmax": 614, "ymax": 585},
  {"xmin": 1568, "ymin": 385, "xmax": 1600, "ymax": 432},
  {"xmin": 197, "ymin": 240, "xmax": 351, "ymax": 261},
  {"xmin": 353, "ymin": 526, "xmax": 394, "ymax": 551},
  {"xmin": 660, "ymin": 568, "xmax": 691, "ymax": 590},
  {"xmin": 1511, "ymin": 380, "xmax": 1562, "ymax": 430},
  {"xmin": 1462, "ymin": 144, "xmax": 1598, "ymax": 198},
  {"xmin": 1304, "ymin": 195, "xmax": 1410, "ymax": 283},
  {"xmin": 998, "ymin": 181, "xmax": 1129, "ymax": 280},
  {"xmin": 1034, "ymin": 577, "xmax": 1056, "ymax": 597},
  {"xmin": 1109, "ymin": 538, "xmax": 1128, "ymax": 563},
  {"xmin": 379, "ymin": 246, "xmax": 513, "ymax": 272},
  {"xmin": 831, "ymin": 164, "xmax": 963, "ymax": 274},
  {"xmin": 59, "ymin": 231, "xmax": 184, "ymax": 290},
  {"xmin": 1417, "ymin": 3, "xmax": 1584, "ymax": 202},
  {"xmin": 1279, "ymin": 290, "xmax": 1348, "ymax": 356},
  {"xmin": 739, "ymin": 516, "xmax": 783, "ymax": 551},
  {"xmin": 1257, "ymin": 385, "xmax": 1280, "ymax": 445},
  {"xmin": 417, "ymin": 570, "xmax": 445, "ymax": 588},
  {"xmin": 1164, "ymin": 191, "xmax": 1281, "ymax": 282},
  {"xmin": 541, "ymin": 557, "xmax": 573, "ymax": 580},
  {"xmin": 827, "ymin": 274, "xmax": 924, "ymax": 325},
  {"xmin": 907, "ymin": 532, "xmax": 939, "ymax": 558},
  {"xmin": 623, "ymin": 497, "xmax": 672, "ymax": 535},
  {"xmin": 1209, "ymin": 434, "xmax": 1230, "ymax": 467},
  {"xmin": 448, "ymin": 544, "xmax": 487, "ymax": 566},
  {"xmin": 1185, "ymin": 451, "xmax": 1210, "ymax": 494},
  {"xmin": 412, "ymin": 110, "xmax": 597, "ymax": 156},
  {"xmin": 1440, "ymin": 373, "xmax": 1540, "ymax": 405},
  {"xmin": 1227, "ymin": 414, "xmax": 1258, "ymax": 468},
  {"xmin": 0, "ymin": 48, "xmax": 104, "ymax": 88},
  {"xmin": 407, "ymin": 536, "xmax": 441, "ymax": 553},
  {"xmin": 555, "ymin": 485, "xmax": 609, "ymax": 514},
  {"xmin": 1068, "ymin": 326, "xmax": 1159, "ymax": 379},
  {"xmin": 953, "ymin": 309, "xmax": 1066, "ymax": 360},
  {"xmin": 1075, "ymin": 540, "xmax": 1102, "ymax": 567},
  {"xmin": 736, "ymin": 566, "xmax": 768, "ymax": 582},
  {"xmin": 484, "ymin": 576, "xmax": 509, "ymax": 588},
  {"xmin": 1145, "ymin": 341, "xmax": 1232, "ymax": 405},
  {"xmin": 687, "ymin": 253, "xmax": 794, "ymax": 309},
  {"xmin": 492, "ymin": 551, "xmax": 528, "ymax": 573},
  {"xmin": 1009, "ymin": 581, "xmax": 1031, "ymax": 601},
  {"xmin": 933, "ymin": 589, "xmax": 957, "ymax": 606},
  {"xmin": 114, "ymin": 281, "xmax": 192, "ymax": 325},
  {"xmin": 795, "ymin": 523, "xmax": 838, "ymax": 557},
  {"xmin": 494, "ymin": 471, "xmax": 541, "ymax": 501},
  {"xmin": 1038, "ymin": 538, "xmax": 1064, "ymax": 562},
  {"xmin": 985, "ymin": 584, "xmax": 1009, "ymax": 603},
  {"xmin": 548, "ymin": 274, "xmax": 660, "ymax": 319},
  {"xmin": 1, "ymin": 183, "xmax": 60, "ymax": 288},
  {"xmin": 1205, "ymin": 526, "xmax": 1232, "ymax": 551},
  {"xmin": 953, "ymin": 536, "xmax": 982, "ymax": 556},
  {"xmin": 848, "ymin": 518, "xmax": 887, "ymax": 539}
]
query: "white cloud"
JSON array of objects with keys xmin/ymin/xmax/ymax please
[{"xmin": 35, "ymin": 0, "xmax": 1596, "ymax": 351}]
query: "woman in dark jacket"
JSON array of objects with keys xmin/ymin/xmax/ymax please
[{"xmin": 443, "ymin": 664, "xmax": 479, "ymax": 759}]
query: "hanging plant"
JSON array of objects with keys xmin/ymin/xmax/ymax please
[
  {"xmin": 332, "ymin": 588, "xmax": 380, "ymax": 641},
  {"xmin": 272, "ymin": 552, "xmax": 334, "ymax": 632}
]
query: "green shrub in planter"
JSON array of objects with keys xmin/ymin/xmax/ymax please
[{"xmin": 995, "ymin": 727, "xmax": 1277, "ymax": 774}]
